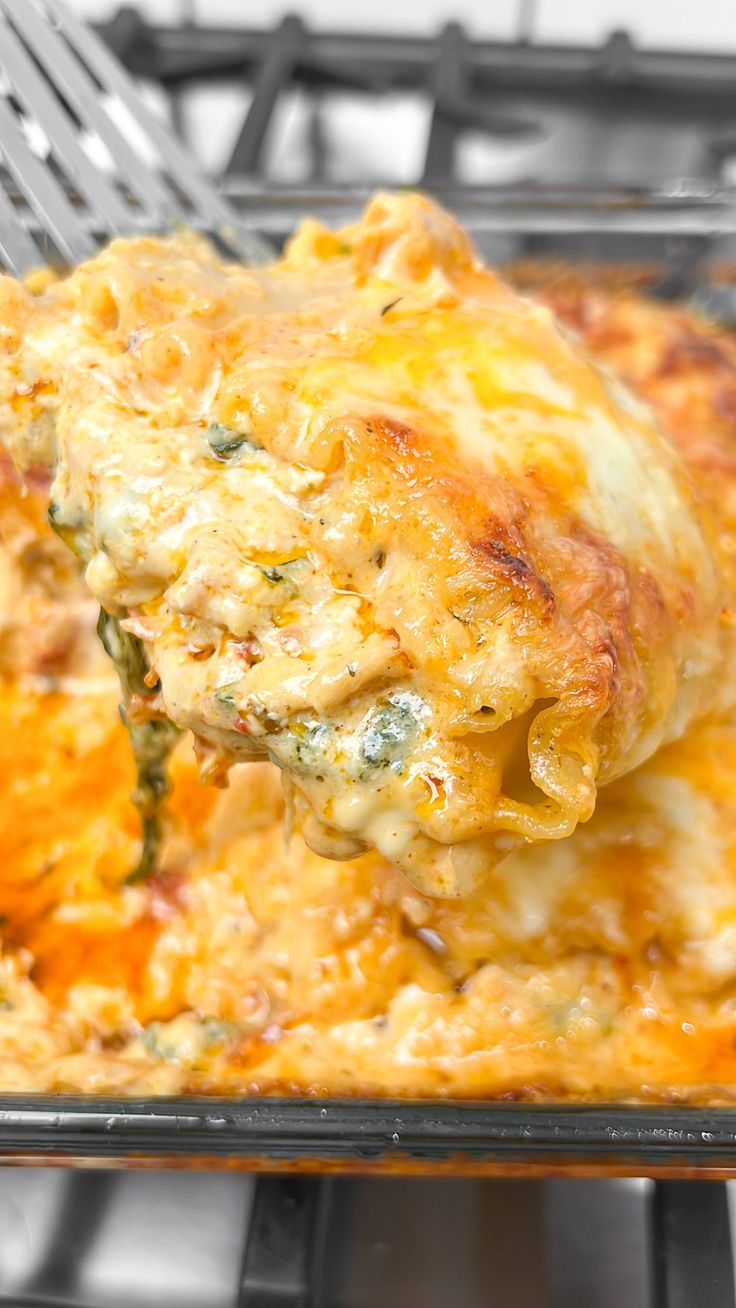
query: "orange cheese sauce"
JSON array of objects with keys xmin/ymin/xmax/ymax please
[
  {"xmin": 0, "ymin": 611, "xmax": 734, "ymax": 1100},
  {"xmin": 2, "ymin": 642, "xmax": 736, "ymax": 1099},
  {"xmin": 1, "ymin": 268, "xmax": 736, "ymax": 1099}
]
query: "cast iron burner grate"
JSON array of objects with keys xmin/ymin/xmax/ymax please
[
  {"xmin": 0, "ymin": 1173, "xmax": 730, "ymax": 1307},
  {"xmin": 94, "ymin": 8, "xmax": 736, "ymax": 187},
  {"xmin": 241, "ymin": 1176, "xmax": 736, "ymax": 1308}
]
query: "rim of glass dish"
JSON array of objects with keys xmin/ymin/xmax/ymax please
[{"xmin": 0, "ymin": 1097, "xmax": 735, "ymax": 1171}]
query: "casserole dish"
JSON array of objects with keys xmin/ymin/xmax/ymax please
[{"xmin": 6, "ymin": 180, "xmax": 736, "ymax": 1175}]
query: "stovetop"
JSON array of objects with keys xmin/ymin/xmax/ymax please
[
  {"xmin": 0, "ymin": 1168, "xmax": 732, "ymax": 1307},
  {"xmin": 92, "ymin": 8, "xmax": 736, "ymax": 188},
  {"xmin": 0, "ymin": 1169, "xmax": 679, "ymax": 1307}
]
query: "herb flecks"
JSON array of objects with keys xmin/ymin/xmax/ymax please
[
  {"xmin": 214, "ymin": 681, "xmax": 240, "ymax": 709},
  {"xmin": 380, "ymin": 297, "xmax": 403, "ymax": 317},
  {"xmin": 244, "ymin": 557, "xmax": 304, "ymax": 586},
  {"xmin": 280, "ymin": 718, "xmax": 332, "ymax": 774},
  {"xmin": 206, "ymin": 422, "xmax": 262, "ymax": 461},
  {"xmin": 260, "ymin": 560, "xmax": 299, "ymax": 584}
]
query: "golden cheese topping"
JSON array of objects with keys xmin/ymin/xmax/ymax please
[
  {"xmin": 0, "ymin": 278, "xmax": 734, "ymax": 1100},
  {"xmin": 0, "ymin": 195, "xmax": 734, "ymax": 903}
]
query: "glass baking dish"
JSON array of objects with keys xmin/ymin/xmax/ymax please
[{"xmin": 8, "ymin": 181, "xmax": 736, "ymax": 1176}]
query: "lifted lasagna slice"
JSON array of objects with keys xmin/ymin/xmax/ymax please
[{"xmin": 0, "ymin": 194, "xmax": 732, "ymax": 896}]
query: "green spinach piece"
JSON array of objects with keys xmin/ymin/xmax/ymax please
[
  {"xmin": 97, "ymin": 610, "xmax": 180, "ymax": 882},
  {"xmin": 360, "ymin": 693, "xmax": 421, "ymax": 775},
  {"xmin": 206, "ymin": 422, "xmax": 261, "ymax": 461}
]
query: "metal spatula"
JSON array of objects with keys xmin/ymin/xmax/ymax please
[
  {"xmin": 0, "ymin": 0, "xmax": 275, "ymax": 879},
  {"xmin": 0, "ymin": 0, "xmax": 272, "ymax": 273}
]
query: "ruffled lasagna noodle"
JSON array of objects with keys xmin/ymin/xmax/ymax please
[{"xmin": 0, "ymin": 195, "xmax": 733, "ymax": 897}]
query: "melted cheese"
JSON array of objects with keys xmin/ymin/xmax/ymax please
[
  {"xmin": 0, "ymin": 195, "xmax": 733, "ymax": 897},
  {"xmin": 1, "ymin": 574, "xmax": 736, "ymax": 1100},
  {"xmin": 0, "ymin": 270, "xmax": 735, "ymax": 1100}
]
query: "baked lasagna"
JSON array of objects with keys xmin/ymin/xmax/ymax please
[
  {"xmin": 0, "ymin": 195, "xmax": 735, "ymax": 1099},
  {"xmin": 1, "ymin": 193, "xmax": 734, "ymax": 898}
]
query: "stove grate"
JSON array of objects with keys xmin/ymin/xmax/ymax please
[
  {"xmin": 235, "ymin": 1176, "xmax": 736, "ymax": 1308},
  {"xmin": 94, "ymin": 10, "xmax": 736, "ymax": 188}
]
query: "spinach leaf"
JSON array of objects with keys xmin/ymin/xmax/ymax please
[
  {"xmin": 360, "ymin": 692, "xmax": 421, "ymax": 775},
  {"xmin": 97, "ymin": 610, "xmax": 180, "ymax": 882},
  {"xmin": 206, "ymin": 422, "xmax": 261, "ymax": 461},
  {"xmin": 257, "ymin": 559, "xmax": 301, "ymax": 584}
]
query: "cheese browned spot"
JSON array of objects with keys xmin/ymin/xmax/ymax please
[{"xmin": 0, "ymin": 194, "xmax": 733, "ymax": 897}]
